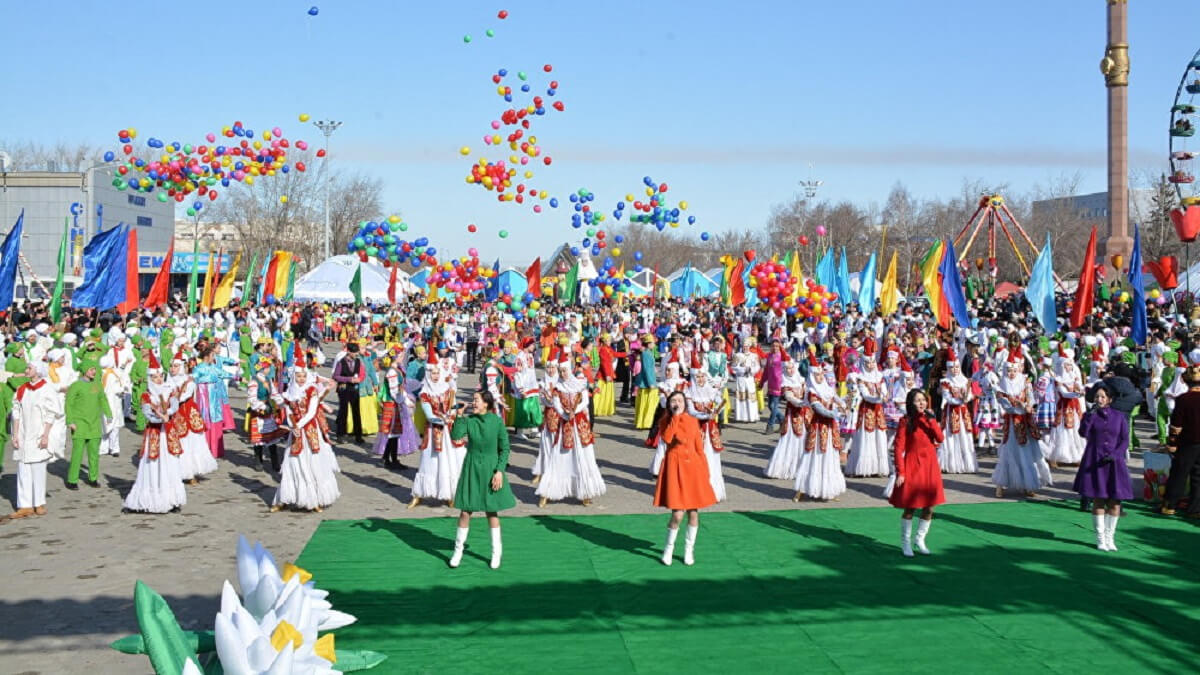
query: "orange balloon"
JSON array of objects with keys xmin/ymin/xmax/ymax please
[{"xmin": 1111, "ymin": 254, "xmax": 1124, "ymax": 270}]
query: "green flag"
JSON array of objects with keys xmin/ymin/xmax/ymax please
[
  {"xmin": 349, "ymin": 263, "xmax": 363, "ymax": 304},
  {"xmin": 240, "ymin": 251, "xmax": 259, "ymax": 308},
  {"xmin": 187, "ymin": 238, "xmax": 200, "ymax": 314},
  {"xmin": 49, "ymin": 217, "xmax": 69, "ymax": 323},
  {"xmin": 561, "ymin": 262, "xmax": 579, "ymax": 305},
  {"xmin": 284, "ymin": 259, "xmax": 296, "ymax": 302}
]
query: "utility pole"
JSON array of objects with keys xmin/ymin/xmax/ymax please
[{"xmin": 313, "ymin": 120, "xmax": 343, "ymax": 262}]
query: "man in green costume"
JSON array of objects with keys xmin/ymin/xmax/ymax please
[
  {"xmin": 129, "ymin": 340, "xmax": 150, "ymax": 431},
  {"xmin": 0, "ymin": 342, "xmax": 29, "ymax": 471},
  {"xmin": 65, "ymin": 356, "xmax": 112, "ymax": 489},
  {"xmin": 447, "ymin": 390, "xmax": 516, "ymax": 570},
  {"xmin": 238, "ymin": 321, "xmax": 255, "ymax": 383},
  {"xmin": 159, "ymin": 319, "xmax": 176, "ymax": 376}
]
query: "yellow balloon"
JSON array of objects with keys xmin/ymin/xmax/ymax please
[
  {"xmin": 492, "ymin": 134, "xmax": 501, "ymax": 144},
  {"xmin": 252, "ymin": 140, "xmax": 262, "ymax": 150},
  {"xmin": 244, "ymin": 175, "xmax": 255, "ymax": 185},
  {"xmin": 539, "ymin": 190, "xmax": 548, "ymax": 198},
  {"xmin": 299, "ymin": 113, "xmax": 310, "ymax": 122},
  {"xmin": 127, "ymin": 127, "xmax": 137, "ymax": 138},
  {"xmin": 530, "ymin": 301, "xmax": 541, "ymax": 310},
  {"xmin": 466, "ymin": 175, "xmax": 476, "ymax": 184},
  {"xmin": 679, "ymin": 200, "xmax": 688, "ymax": 210},
  {"xmin": 625, "ymin": 194, "xmax": 634, "ymax": 202},
  {"xmin": 279, "ymin": 196, "xmax": 288, "ymax": 204},
  {"xmin": 669, "ymin": 221, "xmax": 679, "ymax": 228},
  {"xmin": 1149, "ymin": 289, "xmax": 1161, "ymax": 299},
  {"xmin": 646, "ymin": 187, "xmax": 655, "ymax": 197},
  {"xmin": 496, "ymin": 85, "xmax": 506, "ymax": 95},
  {"xmin": 388, "ymin": 214, "xmax": 401, "ymax": 224},
  {"xmin": 460, "ymin": 146, "xmax": 471, "ymax": 155},
  {"xmin": 524, "ymin": 171, "xmax": 533, "ymax": 179},
  {"xmin": 612, "ymin": 247, "xmax": 622, "ymax": 256},
  {"xmin": 263, "ymin": 131, "xmax": 272, "ymax": 141},
  {"xmin": 529, "ymin": 135, "xmax": 537, "ymax": 144}
]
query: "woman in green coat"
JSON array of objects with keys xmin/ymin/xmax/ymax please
[{"xmin": 448, "ymin": 390, "xmax": 516, "ymax": 569}]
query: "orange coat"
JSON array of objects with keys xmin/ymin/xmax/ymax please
[{"xmin": 653, "ymin": 413, "xmax": 718, "ymax": 511}]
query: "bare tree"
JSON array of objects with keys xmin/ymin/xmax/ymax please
[{"xmin": 0, "ymin": 139, "xmax": 104, "ymax": 171}]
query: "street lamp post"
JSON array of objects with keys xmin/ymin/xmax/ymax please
[
  {"xmin": 799, "ymin": 163, "xmax": 823, "ymax": 264},
  {"xmin": 313, "ymin": 120, "xmax": 342, "ymax": 261}
]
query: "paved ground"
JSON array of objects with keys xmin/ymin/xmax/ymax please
[{"xmin": 0, "ymin": 371, "xmax": 1157, "ymax": 675}]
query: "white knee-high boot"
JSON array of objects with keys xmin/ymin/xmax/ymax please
[
  {"xmin": 1104, "ymin": 514, "xmax": 1119, "ymax": 552},
  {"xmin": 661, "ymin": 527, "xmax": 679, "ymax": 566},
  {"xmin": 914, "ymin": 518, "xmax": 932, "ymax": 555},
  {"xmin": 1093, "ymin": 514, "xmax": 1108, "ymax": 551},
  {"xmin": 901, "ymin": 519, "xmax": 914, "ymax": 557},
  {"xmin": 449, "ymin": 526, "xmax": 469, "ymax": 568},
  {"xmin": 490, "ymin": 526, "xmax": 503, "ymax": 569},
  {"xmin": 683, "ymin": 525, "xmax": 698, "ymax": 566}
]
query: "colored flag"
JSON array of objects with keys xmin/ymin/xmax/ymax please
[
  {"xmin": 283, "ymin": 257, "xmax": 296, "ymax": 302},
  {"xmin": 920, "ymin": 240, "xmax": 947, "ymax": 327},
  {"xmin": 200, "ymin": 250, "xmax": 216, "ymax": 310},
  {"xmin": 562, "ymin": 262, "xmax": 579, "ymax": 305},
  {"xmin": 1129, "ymin": 225, "xmax": 1148, "ymax": 345},
  {"xmin": 719, "ymin": 254, "xmax": 733, "ymax": 305},
  {"xmin": 262, "ymin": 251, "xmax": 281, "ymax": 301},
  {"xmin": 816, "ymin": 248, "xmax": 835, "ymax": 288},
  {"xmin": 939, "ymin": 238, "xmax": 971, "ymax": 328},
  {"xmin": 787, "ymin": 249, "xmax": 803, "ymax": 305},
  {"xmin": 835, "ymin": 247, "xmax": 852, "ymax": 308},
  {"xmin": 1070, "ymin": 226, "xmax": 1098, "ymax": 329},
  {"xmin": 240, "ymin": 251, "xmax": 259, "ymax": 308},
  {"xmin": 879, "ymin": 251, "xmax": 899, "ymax": 316},
  {"xmin": 213, "ymin": 252, "xmax": 241, "ymax": 309},
  {"xmin": 73, "ymin": 224, "xmax": 126, "ymax": 309},
  {"xmin": 730, "ymin": 258, "xmax": 746, "ymax": 307},
  {"xmin": 0, "ymin": 210, "xmax": 24, "ymax": 311},
  {"xmin": 272, "ymin": 251, "xmax": 292, "ymax": 298},
  {"xmin": 526, "ymin": 257, "xmax": 542, "ymax": 298},
  {"xmin": 49, "ymin": 217, "xmax": 68, "ymax": 324},
  {"xmin": 187, "ymin": 238, "xmax": 200, "ymax": 314},
  {"xmin": 349, "ymin": 263, "xmax": 363, "ymax": 305},
  {"xmin": 1025, "ymin": 234, "xmax": 1056, "ymax": 334},
  {"xmin": 117, "ymin": 229, "xmax": 139, "ymax": 314},
  {"xmin": 144, "ymin": 242, "xmax": 174, "ymax": 310},
  {"xmin": 484, "ymin": 259, "xmax": 501, "ymax": 302},
  {"xmin": 857, "ymin": 252, "xmax": 877, "ymax": 311},
  {"xmin": 387, "ymin": 265, "xmax": 399, "ymax": 304}
]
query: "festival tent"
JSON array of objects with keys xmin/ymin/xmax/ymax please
[
  {"xmin": 623, "ymin": 279, "xmax": 651, "ymax": 297},
  {"xmin": 994, "ymin": 281, "xmax": 1022, "ymax": 298},
  {"xmin": 292, "ymin": 255, "xmax": 416, "ymax": 303},
  {"xmin": 669, "ymin": 266, "xmax": 719, "ymax": 298},
  {"xmin": 848, "ymin": 272, "xmax": 905, "ymax": 304},
  {"xmin": 495, "ymin": 268, "xmax": 529, "ymax": 298}
]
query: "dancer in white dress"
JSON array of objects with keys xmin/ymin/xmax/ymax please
[
  {"xmin": 169, "ymin": 357, "xmax": 217, "ymax": 483},
  {"xmin": 537, "ymin": 352, "xmax": 606, "ymax": 506},
  {"xmin": 992, "ymin": 353, "xmax": 1053, "ymax": 497},
  {"xmin": 972, "ymin": 363, "xmax": 1002, "ymax": 454},
  {"xmin": 530, "ymin": 360, "xmax": 559, "ymax": 486},
  {"xmin": 938, "ymin": 354, "xmax": 977, "ymax": 473},
  {"xmin": 686, "ymin": 361, "xmax": 726, "ymax": 502},
  {"xmin": 408, "ymin": 354, "xmax": 467, "ymax": 508},
  {"xmin": 844, "ymin": 348, "xmax": 888, "ymax": 477},
  {"xmin": 271, "ymin": 366, "xmax": 340, "ymax": 512},
  {"xmin": 792, "ymin": 359, "xmax": 848, "ymax": 502},
  {"xmin": 98, "ymin": 349, "xmax": 130, "ymax": 457},
  {"xmin": 648, "ymin": 361, "xmax": 688, "ymax": 476},
  {"xmin": 123, "ymin": 362, "xmax": 187, "ymax": 513},
  {"xmin": 765, "ymin": 359, "xmax": 807, "ymax": 480},
  {"xmin": 731, "ymin": 347, "xmax": 760, "ymax": 423},
  {"xmin": 1048, "ymin": 347, "xmax": 1087, "ymax": 466}
]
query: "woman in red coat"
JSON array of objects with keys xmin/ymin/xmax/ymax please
[
  {"xmin": 888, "ymin": 388, "xmax": 946, "ymax": 557},
  {"xmin": 653, "ymin": 391, "xmax": 718, "ymax": 566}
]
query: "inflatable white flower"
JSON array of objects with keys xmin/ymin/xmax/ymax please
[
  {"xmin": 214, "ymin": 581, "xmax": 338, "ymax": 675},
  {"xmin": 236, "ymin": 535, "xmax": 356, "ymax": 633}
]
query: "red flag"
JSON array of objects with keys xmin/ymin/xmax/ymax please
[
  {"xmin": 387, "ymin": 265, "xmax": 398, "ymax": 304},
  {"xmin": 262, "ymin": 252, "xmax": 280, "ymax": 300},
  {"xmin": 118, "ymin": 229, "xmax": 140, "ymax": 314},
  {"xmin": 651, "ymin": 264, "xmax": 659, "ymax": 307},
  {"xmin": 525, "ymin": 257, "xmax": 542, "ymax": 298},
  {"xmin": 730, "ymin": 259, "xmax": 746, "ymax": 307},
  {"xmin": 144, "ymin": 242, "xmax": 172, "ymax": 310},
  {"xmin": 1070, "ymin": 226, "xmax": 1097, "ymax": 328}
]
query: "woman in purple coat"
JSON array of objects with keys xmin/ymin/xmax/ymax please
[{"xmin": 1074, "ymin": 382, "xmax": 1133, "ymax": 552}]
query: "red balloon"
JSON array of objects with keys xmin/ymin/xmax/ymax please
[
  {"xmin": 498, "ymin": 9, "xmax": 508, "ymax": 19},
  {"xmin": 543, "ymin": 64, "xmax": 553, "ymax": 72},
  {"xmin": 316, "ymin": 148, "xmax": 327, "ymax": 157},
  {"xmin": 468, "ymin": 224, "xmax": 477, "ymax": 233},
  {"xmin": 798, "ymin": 235, "xmax": 809, "ymax": 246},
  {"xmin": 295, "ymin": 162, "xmax": 306, "ymax": 172},
  {"xmin": 543, "ymin": 156, "xmax": 552, "ymax": 165},
  {"xmin": 744, "ymin": 250, "xmax": 756, "ymax": 263},
  {"xmin": 208, "ymin": 191, "xmax": 218, "ymax": 200},
  {"xmin": 552, "ymin": 101, "xmax": 564, "ymax": 112}
]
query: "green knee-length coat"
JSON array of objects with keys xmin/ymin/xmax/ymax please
[{"xmin": 451, "ymin": 412, "xmax": 517, "ymax": 513}]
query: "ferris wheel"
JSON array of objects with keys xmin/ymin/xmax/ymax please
[{"xmin": 1169, "ymin": 49, "xmax": 1200, "ymax": 206}]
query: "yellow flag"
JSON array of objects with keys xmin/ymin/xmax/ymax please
[
  {"xmin": 200, "ymin": 251, "xmax": 215, "ymax": 311},
  {"xmin": 920, "ymin": 242, "xmax": 945, "ymax": 325},
  {"xmin": 880, "ymin": 251, "xmax": 899, "ymax": 316},
  {"xmin": 425, "ymin": 281, "xmax": 438, "ymax": 305},
  {"xmin": 787, "ymin": 248, "xmax": 803, "ymax": 304},
  {"xmin": 272, "ymin": 251, "xmax": 292, "ymax": 295},
  {"xmin": 212, "ymin": 252, "xmax": 241, "ymax": 309}
]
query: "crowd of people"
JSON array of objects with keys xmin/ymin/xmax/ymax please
[{"xmin": 3, "ymin": 288, "xmax": 1199, "ymax": 568}]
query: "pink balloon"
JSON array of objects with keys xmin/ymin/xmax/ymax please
[
  {"xmin": 205, "ymin": 133, "xmax": 216, "ymax": 143},
  {"xmin": 533, "ymin": 204, "xmax": 542, "ymax": 213},
  {"xmin": 491, "ymin": 120, "xmax": 501, "ymax": 129},
  {"xmin": 468, "ymin": 247, "xmax": 479, "ymax": 257},
  {"xmin": 519, "ymin": 156, "xmax": 529, "ymax": 165},
  {"xmin": 272, "ymin": 127, "xmax": 282, "ymax": 137},
  {"xmin": 484, "ymin": 135, "xmax": 493, "ymax": 145},
  {"xmin": 296, "ymin": 140, "xmax": 308, "ymax": 150},
  {"xmin": 815, "ymin": 225, "xmax": 827, "ymax": 236}
]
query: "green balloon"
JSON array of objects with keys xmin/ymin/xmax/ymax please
[
  {"xmin": 518, "ymin": 71, "xmax": 527, "ymax": 81},
  {"xmin": 499, "ymin": 230, "xmax": 509, "ymax": 238},
  {"xmin": 157, "ymin": 193, "xmax": 168, "ymax": 202},
  {"xmin": 186, "ymin": 207, "xmax": 196, "ymax": 216},
  {"xmin": 183, "ymin": 144, "xmax": 193, "ymax": 154},
  {"xmin": 463, "ymin": 34, "xmax": 472, "ymax": 43},
  {"xmin": 486, "ymin": 29, "xmax": 495, "ymax": 37},
  {"xmin": 526, "ymin": 308, "xmax": 537, "ymax": 318},
  {"xmin": 398, "ymin": 223, "xmax": 408, "ymax": 231},
  {"xmin": 586, "ymin": 228, "xmax": 596, "ymax": 237},
  {"xmin": 496, "ymin": 302, "xmax": 508, "ymax": 311}
]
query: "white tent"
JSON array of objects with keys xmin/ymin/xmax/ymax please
[{"xmin": 292, "ymin": 255, "xmax": 417, "ymax": 304}]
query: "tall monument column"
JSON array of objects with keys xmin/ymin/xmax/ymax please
[{"xmin": 1101, "ymin": 0, "xmax": 1132, "ymax": 275}]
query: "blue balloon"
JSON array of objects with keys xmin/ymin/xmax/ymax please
[
  {"xmin": 582, "ymin": 238, "xmax": 591, "ymax": 247},
  {"xmin": 221, "ymin": 178, "xmax": 230, "ymax": 187},
  {"xmin": 426, "ymin": 247, "xmax": 437, "ymax": 256},
  {"xmin": 634, "ymin": 251, "xmax": 643, "ymax": 261},
  {"xmin": 415, "ymin": 237, "xmax": 429, "ymax": 246},
  {"xmin": 193, "ymin": 201, "xmax": 203, "ymax": 210},
  {"xmin": 700, "ymin": 232, "xmax": 710, "ymax": 241},
  {"xmin": 591, "ymin": 246, "xmax": 601, "ymax": 256},
  {"xmin": 521, "ymin": 84, "xmax": 530, "ymax": 92},
  {"xmin": 614, "ymin": 235, "xmax": 624, "ymax": 244},
  {"xmin": 504, "ymin": 94, "xmax": 512, "ymax": 102},
  {"xmin": 688, "ymin": 215, "xmax": 696, "ymax": 225},
  {"xmin": 308, "ymin": 6, "xmax": 318, "ymax": 16},
  {"xmin": 499, "ymin": 68, "xmax": 508, "ymax": 76},
  {"xmin": 379, "ymin": 223, "xmax": 389, "ymax": 233},
  {"xmin": 643, "ymin": 176, "xmax": 654, "ymax": 187},
  {"xmin": 103, "ymin": 151, "xmax": 115, "ymax": 162},
  {"xmin": 634, "ymin": 264, "xmax": 643, "ymax": 272},
  {"xmin": 549, "ymin": 198, "xmax": 559, "ymax": 208},
  {"xmin": 280, "ymin": 165, "xmax": 289, "ymax": 173},
  {"xmin": 570, "ymin": 246, "xmax": 580, "ymax": 256}
]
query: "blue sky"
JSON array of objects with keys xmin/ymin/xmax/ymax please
[{"xmin": 5, "ymin": 0, "xmax": 1199, "ymax": 262}]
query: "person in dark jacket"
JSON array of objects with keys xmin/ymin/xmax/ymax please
[{"xmin": 1163, "ymin": 365, "xmax": 1200, "ymax": 518}]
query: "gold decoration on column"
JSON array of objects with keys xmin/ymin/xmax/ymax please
[{"xmin": 1100, "ymin": 43, "xmax": 1129, "ymax": 87}]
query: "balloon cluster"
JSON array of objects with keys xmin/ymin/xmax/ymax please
[
  {"xmin": 462, "ymin": 65, "xmax": 562, "ymax": 213},
  {"xmin": 746, "ymin": 252, "xmax": 838, "ymax": 322},
  {"xmin": 794, "ymin": 279, "xmax": 838, "ymax": 324},
  {"xmin": 347, "ymin": 216, "xmax": 441, "ymax": 269},
  {"xmin": 587, "ymin": 256, "xmax": 634, "ymax": 299},
  {"xmin": 619, "ymin": 176, "xmax": 695, "ymax": 231},
  {"xmin": 106, "ymin": 121, "xmax": 312, "ymax": 212},
  {"xmin": 430, "ymin": 250, "xmax": 496, "ymax": 307},
  {"xmin": 493, "ymin": 287, "xmax": 541, "ymax": 319}
]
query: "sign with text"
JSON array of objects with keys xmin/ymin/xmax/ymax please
[{"xmin": 138, "ymin": 252, "xmax": 232, "ymax": 274}]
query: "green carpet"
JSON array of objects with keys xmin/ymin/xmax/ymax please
[{"xmin": 296, "ymin": 502, "xmax": 1200, "ymax": 674}]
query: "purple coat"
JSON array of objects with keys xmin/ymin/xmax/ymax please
[
  {"xmin": 763, "ymin": 351, "xmax": 785, "ymax": 396},
  {"xmin": 1073, "ymin": 407, "xmax": 1134, "ymax": 500}
]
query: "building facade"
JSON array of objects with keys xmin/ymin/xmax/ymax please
[{"xmin": 1031, "ymin": 189, "xmax": 1156, "ymax": 226}]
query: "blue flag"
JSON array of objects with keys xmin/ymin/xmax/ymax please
[
  {"xmin": 816, "ymin": 248, "xmax": 835, "ymax": 288},
  {"xmin": 1128, "ymin": 224, "xmax": 1148, "ymax": 345},
  {"xmin": 97, "ymin": 226, "xmax": 130, "ymax": 310},
  {"xmin": 939, "ymin": 238, "xmax": 972, "ymax": 328},
  {"xmin": 484, "ymin": 259, "xmax": 500, "ymax": 302},
  {"xmin": 857, "ymin": 252, "xmax": 877, "ymax": 311},
  {"xmin": 0, "ymin": 210, "xmax": 24, "ymax": 311},
  {"xmin": 835, "ymin": 247, "xmax": 852, "ymax": 309},
  {"xmin": 1024, "ymin": 234, "xmax": 1056, "ymax": 333},
  {"xmin": 72, "ymin": 224, "xmax": 127, "ymax": 309}
]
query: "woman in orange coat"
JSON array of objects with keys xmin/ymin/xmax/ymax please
[{"xmin": 653, "ymin": 391, "xmax": 718, "ymax": 566}]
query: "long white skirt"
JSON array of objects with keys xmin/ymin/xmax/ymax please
[
  {"xmin": 1047, "ymin": 422, "xmax": 1086, "ymax": 464},
  {"xmin": 939, "ymin": 427, "xmax": 978, "ymax": 474},
  {"xmin": 273, "ymin": 439, "xmax": 340, "ymax": 510},
  {"xmin": 703, "ymin": 437, "xmax": 726, "ymax": 503},
  {"xmin": 992, "ymin": 436, "xmax": 1053, "ymax": 492},
  {"xmin": 844, "ymin": 428, "xmax": 889, "ymax": 477},
  {"xmin": 177, "ymin": 431, "xmax": 217, "ymax": 480},
  {"xmin": 765, "ymin": 428, "xmax": 806, "ymax": 480},
  {"xmin": 538, "ymin": 426, "xmax": 606, "ymax": 500},
  {"xmin": 533, "ymin": 425, "xmax": 554, "ymax": 477},
  {"xmin": 734, "ymin": 378, "xmax": 759, "ymax": 423},
  {"xmin": 649, "ymin": 439, "xmax": 666, "ymax": 477},
  {"xmin": 124, "ymin": 451, "xmax": 187, "ymax": 513},
  {"xmin": 410, "ymin": 427, "xmax": 466, "ymax": 501},
  {"xmin": 536, "ymin": 439, "xmax": 578, "ymax": 501},
  {"xmin": 793, "ymin": 440, "xmax": 847, "ymax": 500}
]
